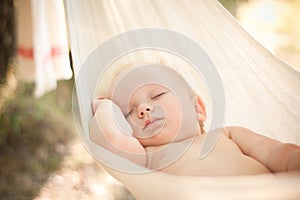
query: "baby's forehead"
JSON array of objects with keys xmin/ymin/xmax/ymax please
[
  {"xmin": 111, "ymin": 65, "xmax": 190, "ymax": 90},
  {"xmin": 135, "ymin": 83, "xmax": 169, "ymax": 91},
  {"xmin": 129, "ymin": 83, "xmax": 170, "ymax": 95},
  {"xmin": 110, "ymin": 64, "xmax": 194, "ymax": 105}
]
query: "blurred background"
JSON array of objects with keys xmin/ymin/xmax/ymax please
[{"xmin": 0, "ymin": 0, "xmax": 299, "ymax": 199}]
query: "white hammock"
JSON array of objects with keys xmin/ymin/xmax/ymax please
[{"xmin": 64, "ymin": 0, "xmax": 300, "ymax": 199}]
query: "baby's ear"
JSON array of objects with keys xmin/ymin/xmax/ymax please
[{"xmin": 194, "ymin": 96, "xmax": 206, "ymax": 122}]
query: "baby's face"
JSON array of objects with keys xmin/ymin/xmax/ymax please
[
  {"xmin": 122, "ymin": 84, "xmax": 182, "ymax": 146},
  {"xmin": 110, "ymin": 65, "xmax": 203, "ymax": 147}
]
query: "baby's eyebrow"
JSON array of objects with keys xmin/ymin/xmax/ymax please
[{"xmin": 151, "ymin": 85, "xmax": 169, "ymax": 93}]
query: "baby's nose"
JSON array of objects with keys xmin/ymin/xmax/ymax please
[{"xmin": 138, "ymin": 104, "xmax": 152, "ymax": 118}]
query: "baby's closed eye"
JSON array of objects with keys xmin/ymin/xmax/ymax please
[
  {"xmin": 151, "ymin": 88, "xmax": 168, "ymax": 100},
  {"xmin": 125, "ymin": 108, "xmax": 134, "ymax": 118},
  {"xmin": 151, "ymin": 92, "xmax": 167, "ymax": 100}
]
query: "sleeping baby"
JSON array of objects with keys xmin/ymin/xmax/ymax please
[{"xmin": 89, "ymin": 64, "xmax": 300, "ymax": 176}]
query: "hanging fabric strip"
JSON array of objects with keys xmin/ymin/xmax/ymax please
[{"xmin": 16, "ymin": 0, "xmax": 72, "ymax": 97}]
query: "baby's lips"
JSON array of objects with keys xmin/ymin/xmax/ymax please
[
  {"xmin": 92, "ymin": 97, "xmax": 105, "ymax": 114},
  {"xmin": 144, "ymin": 118, "xmax": 152, "ymax": 129}
]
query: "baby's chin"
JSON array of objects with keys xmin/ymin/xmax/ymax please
[
  {"xmin": 134, "ymin": 123, "xmax": 202, "ymax": 147},
  {"xmin": 137, "ymin": 133, "xmax": 173, "ymax": 147}
]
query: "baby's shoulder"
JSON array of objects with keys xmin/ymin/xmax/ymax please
[{"xmin": 205, "ymin": 126, "xmax": 252, "ymax": 139}]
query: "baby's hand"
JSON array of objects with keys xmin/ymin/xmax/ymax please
[
  {"xmin": 92, "ymin": 98, "xmax": 133, "ymax": 137},
  {"xmin": 89, "ymin": 98, "xmax": 147, "ymax": 166}
]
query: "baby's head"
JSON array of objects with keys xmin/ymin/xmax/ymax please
[{"xmin": 108, "ymin": 64, "xmax": 206, "ymax": 147}]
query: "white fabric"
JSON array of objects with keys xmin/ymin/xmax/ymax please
[
  {"xmin": 16, "ymin": 0, "xmax": 72, "ymax": 97},
  {"xmin": 64, "ymin": 0, "xmax": 300, "ymax": 199}
]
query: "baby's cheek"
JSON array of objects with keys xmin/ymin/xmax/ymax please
[
  {"xmin": 126, "ymin": 116, "xmax": 141, "ymax": 131},
  {"xmin": 166, "ymin": 104, "xmax": 181, "ymax": 118},
  {"xmin": 164, "ymin": 112, "xmax": 181, "ymax": 131}
]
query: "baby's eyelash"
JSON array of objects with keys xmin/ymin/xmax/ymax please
[
  {"xmin": 151, "ymin": 92, "xmax": 167, "ymax": 100},
  {"xmin": 125, "ymin": 109, "xmax": 133, "ymax": 118}
]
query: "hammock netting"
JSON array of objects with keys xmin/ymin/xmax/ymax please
[{"xmin": 64, "ymin": 0, "xmax": 300, "ymax": 199}]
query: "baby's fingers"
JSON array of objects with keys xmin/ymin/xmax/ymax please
[{"xmin": 92, "ymin": 97, "xmax": 105, "ymax": 114}]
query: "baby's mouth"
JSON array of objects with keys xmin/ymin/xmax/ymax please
[
  {"xmin": 133, "ymin": 117, "xmax": 165, "ymax": 139},
  {"xmin": 143, "ymin": 118, "xmax": 164, "ymax": 130}
]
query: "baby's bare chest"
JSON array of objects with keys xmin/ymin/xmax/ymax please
[{"xmin": 146, "ymin": 135, "xmax": 270, "ymax": 176}]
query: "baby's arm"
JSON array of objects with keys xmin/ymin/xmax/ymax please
[
  {"xmin": 224, "ymin": 126, "xmax": 300, "ymax": 173},
  {"xmin": 89, "ymin": 98, "xmax": 147, "ymax": 166}
]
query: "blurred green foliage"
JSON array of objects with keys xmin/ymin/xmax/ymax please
[
  {"xmin": 0, "ymin": 80, "xmax": 75, "ymax": 199},
  {"xmin": 218, "ymin": 0, "xmax": 243, "ymax": 16}
]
